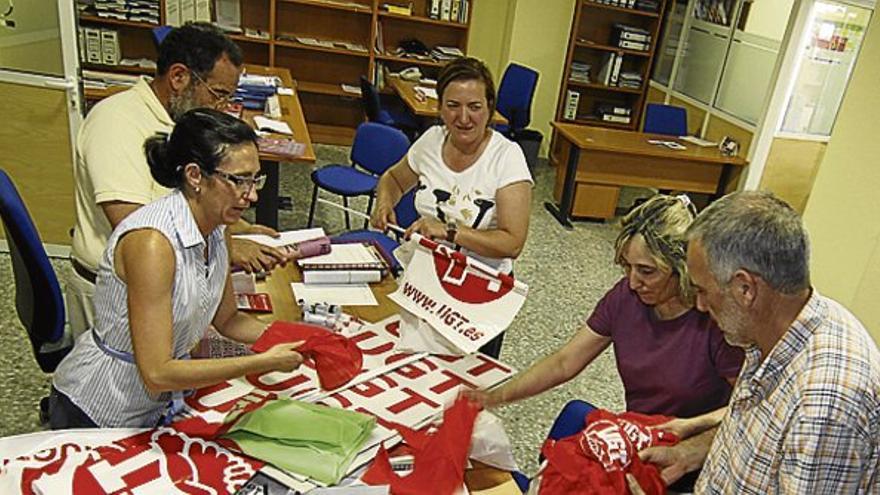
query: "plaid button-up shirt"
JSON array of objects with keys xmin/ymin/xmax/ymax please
[{"xmin": 696, "ymin": 291, "xmax": 880, "ymax": 494}]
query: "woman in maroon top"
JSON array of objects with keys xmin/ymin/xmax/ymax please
[{"xmin": 467, "ymin": 194, "xmax": 743, "ymax": 481}]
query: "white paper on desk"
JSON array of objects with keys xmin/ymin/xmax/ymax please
[
  {"xmin": 234, "ymin": 228, "xmax": 326, "ymax": 248},
  {"xmin": 291, "ymin": 282, "xmax": 378, "ymax": 306},
  {"xmin": 253, "ymin": 115, "xmax": 293, "ymax": 135},
  {"xmin": 679, "ymin": 135, "xmax": 717, "ymax": 147},
  {"xmin": 277, "ymin": 87, "xmax": 294, "ymax": 96},
  {"xmin": 414, "ymin": 85, "xmax": 438, "ymax": 99}
]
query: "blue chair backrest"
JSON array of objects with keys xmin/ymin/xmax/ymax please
[
  {"xmin": 359, "ymin": 76, "xmax": 383, "ymax": 123},
  {"xmin": 152, "ymin": 25, "xmax": 173, "ymax": 48},
  {"xmin": 496, "ymin": 63, "xmax": 539, "ymax": 132},
  {"xmin": 0, "ymin": 170, "xmax": 68, "ymax": 373},
  {"xmin": 643, "ymin": 103, "xmax": 688, "ymax": 136},
  {"xmin": 351, "ymin": 122, "xmax": 410, "ymax": 176},
  {"xmin": 395, "ymin": 189, "xmax": 419, "ymax": 229}
]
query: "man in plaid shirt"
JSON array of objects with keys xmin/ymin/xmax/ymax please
[{"xmin": 629, "ymin": 191, "xmax": 879, "ymax": 494}]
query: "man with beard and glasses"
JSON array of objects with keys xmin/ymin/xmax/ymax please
[
  {"xmin": 69, "ymin": 23, "xmax": 293, "ymax": 340},
  {"xmin": 626, "ymin": 191, "xmax": 880, "ymax": 494}
]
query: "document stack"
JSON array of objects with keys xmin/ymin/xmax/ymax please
[
  {"xmin": 618, "ymin": 71, "xmax": 642, "ymax": 90},
  {"xmin": 611, "ymin": 24, "xmax": 652, "ymax": 52},
  {"xmin": 570, "ymin": 62, "xmax": 592, "ymax": 84},
  {"xmin": 85, "ymin": 0, "xmax": 161, "ymax": 24},
  {"xmin": 595, "ymin": 103, "xmax": 632, "ymax": 125},
  {"xmin": 635, "ymin": 0, "xmax": 660, "ymax": 13},
  {"xmin": 431, "ymin": 45, "xmax": 465, "ymax": 63},
  {"xmin": 596, "ymin": 53, "xmax": 624, "ymax": 86},
  {"xmin": 298, "ymin": 243, "xmax": 389, "ymax": 285}
]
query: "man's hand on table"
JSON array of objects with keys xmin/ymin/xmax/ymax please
[{"xmin": 638, "ymin": 426, "xmax": 716, "ymax": 486}]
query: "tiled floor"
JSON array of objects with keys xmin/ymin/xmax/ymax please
[{"xmin": 0, "ymin": 144, "xmax": 655, "ymax": 475}]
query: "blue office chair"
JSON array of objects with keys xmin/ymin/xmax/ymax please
[
  {"xmin": 307, "ymin": 122, "xmax": 410, "ymax": 230},
  {"xmin": 360, "ymin": 76, "xmax": 421, "ymax": 139},
  {"xmin": 643, "ymin": 103, "xmax": 688, "ymax": 136},
  {"xmin": 494, "ymin": 63, "xmax": 539, "ymax": 138},
  {"xmin": 333, "ymin": 189, "xmax": 420, "ymax": 275},
  {"xmin": 0, "ymin": 170, "xmax": 70, "ymax": 374},
  {"xmin": 152, "ymin": 25, "xmax": 173, "ymax": 48}
]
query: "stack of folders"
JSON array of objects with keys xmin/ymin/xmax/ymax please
[
  {"xmin": 570, "ymin": 62, "xmax": 592, "ymax": 83},
  {"xmin": 596, "ymin": 103, "xmax": 632, "ymax": 124},
  {"xmin": 636, "ymin": 0, "xmax": 660, "ymax": 13},
  {"xmin": 618, "ymin": 71, "xmax": 643, "ymax": 89},
  {"xmin": 298, "ymin": 243, "xmax": 389, "ymax": 285},
  {"xmin": 596, "ymin": 53, "xmax": 624, "ymax": 86},
  {"xmin": 611, "ymin": 24, "xmax": 652, "ymax": 52}
]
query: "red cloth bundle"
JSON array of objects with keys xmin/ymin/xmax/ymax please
[
  {"xmin": 539, "ymin": 409, "xmax": 678, "ymax": 495},
  {"xmin": 362, "ymin": 397, "xmax": 481, "ymax": 495},
  {"xmin": 251, "ymin": 321, "xmax": 363, "ymax": 390}
]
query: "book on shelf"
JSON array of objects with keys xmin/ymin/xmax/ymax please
[
  {"xmin": 596, "ymin": 103, "xmax": 632, "ymax": 116},
  {"xmin": 601, "ymin": 113, "xmax": 632, "ymax": 124},
  {"xmin": 450, "ymin": 0, "xmax": 460, "ymax": 21},
  {"xmin": 84, "ymin": 28, "xmax": 102, "ymax": 64},
  {"xmin": 619, "ymin": 39, "xmax": 650, "ymax": 51},
  {"xmin": 429, "ymin": 0, "xmax": 441, "ymax": 19},
  {"xmin": 383, "ymin": 3, "xmax": 412, "ymax": 15},
  {"xmin": 100, "ymin": 29, "xmax": 119, "ymax": 66},
  {"xmin": 597, "ymin": 53, "xmax": 619, "ymax": 86},
  {"xmin": 440, "ymin": 0, "xmax": 452, "ymax": 20},
  {"xmin": 610, "ymin": 54, "xmax": 624, "ymax": 85},
  {"xmin": 563, "ymin": 90, "xmax": 580, "ymax": 121}
]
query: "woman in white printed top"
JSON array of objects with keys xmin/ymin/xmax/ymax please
[
  {"xmin": 50, "ymin": 109, "xmax": 304, "ymax": 428},
  {"xmin": 371, "ymin": 57, "xmax": 534, "ymax": 358}
]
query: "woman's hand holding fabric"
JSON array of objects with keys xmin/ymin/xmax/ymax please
[
  {"xmin": 262, "ymin": 341, "xmax": 305, "ymax": 372},
  {"xmin": 405, "ymin": 217, "xmax": 446, "ymax": 241}
]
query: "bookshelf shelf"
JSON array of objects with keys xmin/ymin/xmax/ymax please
[
  {"xmin": 297, "ymin": 80, "xmax": 358, "ymax": 97},
  {"xmin": 378, "ymin": 11, "xmax": 469, "ymax": 29},
  {"xmin": 227, "ymin": 34, "xmax": 272, "ymax": 45},
  {"xmin": 567, "ymin": 80, "xmax": 643, "ymax": 94},
  {"xmin": 278, "ymin": 0, "xmax": 374, "ymax": 14},
  {"xmin": 575, "ymin": 40, "xmax": 651, "ymax": 58},
  {"xmin": 83, "ymin": 62, "xmax": 154, "ymax": 75},
  {"xmin": 78, "ymin": 14, "xmax": 158, "ymax": 29},
  {"xmin": 580, "ymin": 0, "xmax": 661, "ymax": 18},
  {"xmin": 77, "ymin": 0, "xmax": 474, "ymax": 144},
  {"xmin": 275, "ymin": 39, "xmax": 371, "ymax": 58},
  {"xmin": 375, "ymin": 54, "xmax": 445, "ymax": 68}
]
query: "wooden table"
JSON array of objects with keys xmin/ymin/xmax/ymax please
[
  {"xmin": 546, "ymin": 122, "xmax": 748, "ymax": 227},
  {"xmin": 242, "ymin": 64, "xmax": 316, "ymax": 230},
  {"xmin": 253, "ymin": 261, "xmax": 399, "ymax": 324},
  {"xmin": 387, "ymin": 76, "xmax": 508, "ymax": 125},
  {"xmin": 254, "ymin": 264, "xmax": 520, "ymax": 494},
  {"xmin": 83, "ymin": 65, "xmax": 316, "ymax": 230}
]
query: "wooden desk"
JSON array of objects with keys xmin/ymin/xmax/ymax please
[
  {"xmin": 254, "ymin": 261, "xmax": 400, "ymax": 324},
  {"xmin": 546, "ymin": 123, "xmax": 748, "ymax": 227},
  {"xmin": 83, "ymin": 65, "xmax": 316, "ymax": 230},
  {"xmin": 387, "ymin": 76, "xmax": 508, "ymax": 125},
  {"xmin": 242, "ymin": 64, "xmax": 315, "ymax": 230}
]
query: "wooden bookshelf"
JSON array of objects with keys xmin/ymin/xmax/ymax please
[
  {"xmin": 550, "ymin": 0, "xmax": 668, "ymax": 167},
  {"xmin": 77, "ymin": 0, "xmax": 474, "ymax": 145}
]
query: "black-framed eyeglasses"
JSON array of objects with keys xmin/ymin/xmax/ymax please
[
  {"xmin": 190, "ymin": 69, "xmax": 234, "ymax": 107},
  {"xmin": 210, "ymin": 169, "xmax": 267, "ymax": 194}
]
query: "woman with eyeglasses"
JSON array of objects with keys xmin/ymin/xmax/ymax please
[{"xmin": 50, "ymin": 109, "xmax": 304, "ymax": 429}]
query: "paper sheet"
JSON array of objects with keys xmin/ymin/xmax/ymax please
[
  {"xmin": 253, "ymin": 115, "xmax": 293, "ymax": 135},
  {"xmin": 291, "ymin": 283, "xmax": 378, "ymax": 306},
  {"xmin": 234, "ymin": 228, "xmax": 326, "ymax": 248}
]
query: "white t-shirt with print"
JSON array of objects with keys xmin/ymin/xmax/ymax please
[{"xmin": 407, "ymin": 125, "xmax": 533, "ymax": 272}]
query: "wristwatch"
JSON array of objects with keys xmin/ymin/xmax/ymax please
[{"xmin": 445, "ymin": 221, "xmax": 458, "ymax": 243}]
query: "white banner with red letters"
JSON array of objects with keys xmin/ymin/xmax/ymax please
[
  {"xmin": 388, "ymin": 236, "xmax": 529, "ymax": 354},
  {"xmin": 0, "ymin": 315, "xmax": 516, "ymax": 494}
]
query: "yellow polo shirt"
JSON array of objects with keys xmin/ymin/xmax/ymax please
[{"xmin": 71, "ymin": 77, "xmax": 174, "ymax": 272}]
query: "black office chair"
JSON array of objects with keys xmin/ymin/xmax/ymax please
[
  {"xmin": 359, "ymin": 76, "xmax": 420, "ymax": 140},
  {"xmin": 0, "ymin": 170, "xmax": 71, "ymax": 374}
]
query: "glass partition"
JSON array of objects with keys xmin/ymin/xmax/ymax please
[
  {"xmin": 0, "ymin": 0, "xmax": 65, "ymax": 77},
  {"xmin": 714, "ymin": 0, "xmax": 795, "ymax": 124},
  {"xmin": 653, "ymin": 0, "xmax": 689, "ymax": 85},
  {"xmin": 672, "ymin": 0, "xmax": 737, "ymax": 104}
]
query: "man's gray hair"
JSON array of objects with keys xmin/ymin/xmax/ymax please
[{"xmin": 686, "ymin": 191, "xmax": 810, "ymax": 294}]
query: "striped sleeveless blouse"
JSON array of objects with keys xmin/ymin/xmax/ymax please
[{"xmin": 53, "ymin": 190, "xmax": 228, "ymax": 427}]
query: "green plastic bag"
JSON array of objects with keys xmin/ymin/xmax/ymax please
[{"xmin": 222, "ymin": 399, "xmax": 376, "ymax": 485}]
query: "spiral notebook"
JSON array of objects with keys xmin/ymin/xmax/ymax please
[{"xmin": 297, "ymin": 243, "xmax": 387, "ymax": 272}]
